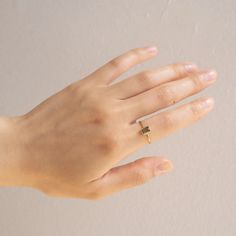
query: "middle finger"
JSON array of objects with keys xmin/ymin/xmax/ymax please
[
  {"xmin": 108, "ymin": 63, "xmax": 198, "ymax": 99},
  {"xmin": 124, "ymin": 70, "xmax": 217, "ymax": 123}
]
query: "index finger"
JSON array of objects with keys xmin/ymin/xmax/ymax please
[{"xmin": 86, "ymin": 46, "xmax": 158, "ymax": 85}]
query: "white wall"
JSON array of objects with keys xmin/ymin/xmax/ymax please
[{"xmin": 0, "ymin": 1, "xmax": 235, "ymax": 235}]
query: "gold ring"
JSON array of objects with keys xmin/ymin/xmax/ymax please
[{"xmin": 138, "ymin": 120, "xmax": 151, "ymax": 144}]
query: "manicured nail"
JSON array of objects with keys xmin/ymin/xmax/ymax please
[
  {"xmin": 199, "ymin": 70, "xmax": 217, "ymax": 84},
  {"xmin": 144, "ymin": 46, "xmax": 158, "ymax": 53},
  {"xmin": 155, "ymin": 160, "xmax": 173, "ymax": 175},
  {"xmin": 200, "ymin": 97, "xmax": 215, "ymax": 110},
  {"xmin": 184, "ymin": 63, "xmax": 198, "ymax": 72}
]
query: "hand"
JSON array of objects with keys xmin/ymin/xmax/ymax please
[{"xmin": 1, "ymin": 46, "xmax": 217, "ymax": 200}]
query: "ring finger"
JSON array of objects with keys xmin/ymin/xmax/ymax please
[
  {"xmin": 125, "ymin": 70, "xmax": 217, "ymax": 123},
  {"xmin": 128, "ymin": 96, "xmax": 215, "ymax": 150}
]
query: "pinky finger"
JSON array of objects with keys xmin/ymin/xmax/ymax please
[{"xmin": 88, "ymin": 156, "xmax": 173, "ymax": 199}]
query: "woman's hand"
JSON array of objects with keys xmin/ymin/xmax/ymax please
[{"xmin": 0, "ymin": 46, "xmax": 217, "ymax": 199}]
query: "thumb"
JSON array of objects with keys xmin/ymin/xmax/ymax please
[{"xmin": 90, "ymin": 156, "xmax": 173, "ymax": 198}]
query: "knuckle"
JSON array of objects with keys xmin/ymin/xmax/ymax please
[
  {"xmin": 98, "ymin": 132, "xmax": 119, "ymax": 154},
  {"xmin": 132, "ymin": 168, "xmax": 149, "ymax": 186},
  {"xmin": 91, "ymin": 105, "xmax": 111, "ymax": 124},
  {"xmin": 70, "ymin": 80, "xmax": 90, "ymax": 95},
  {"xmin": 109, "ymin": 58, "xmax": 123, "ymax": 70},
  {"xmin": 189, "ymin": 102, "xmax": 202, "ymax": 120},
  {"xmin": 157, "ymin": 85, "xmax": 176, "ymax": 105},
  {"xmin": 110, "ymin": 48, "xmax": 143, "ymax": 69},
  {"xmin": 109, "ymin": 48, "xmax": 143, "ymax": 71},
  {"xmin": 171, "ymin": 63, "xmax": 183, "ymax": 78},
  {"xmin": 126, "ymin": 48, "xmax": 143, "ymax": 61},
  {"xmin": 161, "ymin": 113, "xmax": 176, "ymax": 129},
  {"xmin": 139, "ymin": 70, "xmax": 155, "ymax": 84},
  {"xmin": 191, "ymin": 74, "xmax": 203, "ymax": 90},
  {"xmin": 130, "ymin": 48, "xmax": 143, "ymax": 57}
]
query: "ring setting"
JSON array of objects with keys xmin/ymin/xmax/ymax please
[{"xmin": 138, "ymin": 120, "xmax": 151, "ymax": 144}]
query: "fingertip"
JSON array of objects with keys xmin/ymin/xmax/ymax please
[
  {"xmin": 197, "ymin": 96, "xmax": 215, "ymax": 112},
  {"xmin": 154, "ymin": 159, "xmax": 173, "ymax": 175},
  {"xmin": 143, "ymin": 46, "xmax": 159, "ymax": 54}
]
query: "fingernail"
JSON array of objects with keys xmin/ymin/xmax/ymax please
[
  {"xmin": 199, "ymin": 70, "xmax": 217, "ymax": 84},
  {"xmin": 155, "ymin": 160, "xmax": 173, "ymax": 175},
  {"xmin": 184, "ymin": 63, "xmax": 198, "ymax": 73},
  {"xmin": 144, "ymin": 46, "xmax": 158, "ymax": 54},
  {"xmin": 199, "ymin": 97, "xmax": 215, "ymax": 110}
]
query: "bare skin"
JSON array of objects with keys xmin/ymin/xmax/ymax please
[{"xmin": 0, "ymin": 46, "xmax": 217, "ymax": 200}]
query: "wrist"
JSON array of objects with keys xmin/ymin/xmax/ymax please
[{"xmin": 0, "ymin": 115, "xmax": 28, "ymax": 187}]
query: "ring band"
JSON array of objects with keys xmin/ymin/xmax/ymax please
[{"xmin": 138, "ymin": 120, "xmax": 151, "ymax": 144}]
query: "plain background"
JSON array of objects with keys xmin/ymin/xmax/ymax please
[{"xmin": 0, "ymin": 1, "xmax": 235, "ymax": 236}]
